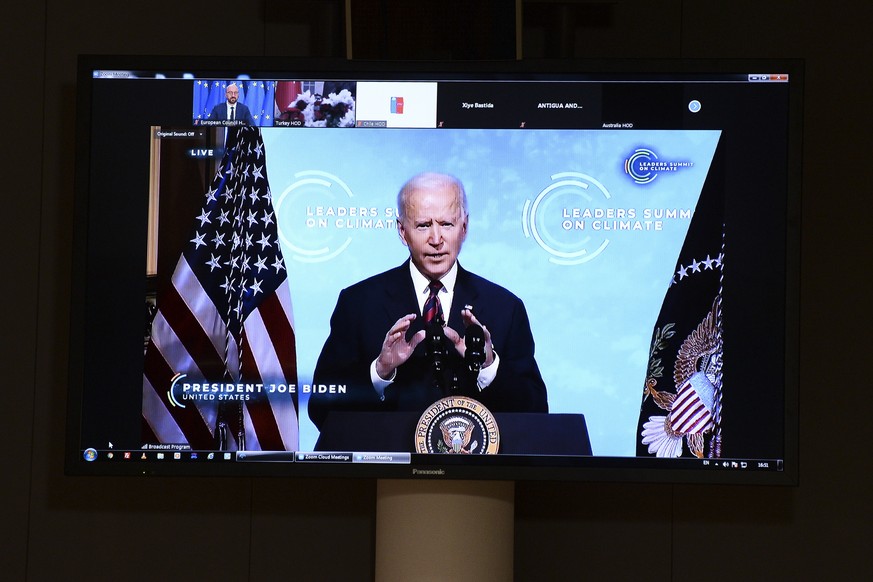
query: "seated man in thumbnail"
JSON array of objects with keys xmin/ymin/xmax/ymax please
[
  {"xmin": 308, "ymin": 172, "xmax": 548, "ymax": 430},
  {"xmin": 210, "ymin": 83, "xmax": 255, "ymax": 124}
]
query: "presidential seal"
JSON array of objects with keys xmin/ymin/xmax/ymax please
[{"xmin": 414, "ymin": 396, "xmax": 500, "ymax": 454}]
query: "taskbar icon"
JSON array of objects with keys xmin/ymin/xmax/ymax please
[{"xmin": 82, "ymin": 448, "xmax": 239, "ymax": 462}]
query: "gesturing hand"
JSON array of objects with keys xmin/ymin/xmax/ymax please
[{"xmin": 374, "ymin": 314, "xmax": 426, "ymax": 380}]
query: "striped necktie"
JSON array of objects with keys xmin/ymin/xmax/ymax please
[{"xmin": 423, "ymin": 280, "xmax": 444, "ymax": 325}]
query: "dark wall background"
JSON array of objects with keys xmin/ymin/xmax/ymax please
[{"xmin": 2, "ymin": 1, "xmax": 870, "ymax": 580}]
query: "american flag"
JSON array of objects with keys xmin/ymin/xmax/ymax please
[{"xmin": 142, "ymin": 126, "xmax": 298, "ymax": 451}]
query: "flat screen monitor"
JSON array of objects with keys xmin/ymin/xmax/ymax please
[{"xmin": 67, "ymin": 56, "xmax": 801, "ymax": 484}]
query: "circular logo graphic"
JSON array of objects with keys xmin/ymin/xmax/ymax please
[
  {"xmin": 273, "ymin": 170, "xmax": 356, "ymax": 263},
  {"xmin": 625, "ymin": 148, "xmax": 660, "ymax": 184},
  {"xmin": 83, "ymin": 448, "xmax": 98, "ymax": 462},
  {"xmin": 167, "ymin": 373, "xmax": 187, "ymax": 408},
  {"xmin": 522, "ymin": 172, "xmax": 613, "ymax": 265},
  {"xmin": 414, "ymin": 396, "xmax": 500, "ymax": 454}
]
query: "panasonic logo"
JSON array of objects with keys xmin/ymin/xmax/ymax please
[{"xmin": 411, "ymin": 468, "xmax": 446, "ymax": 476}]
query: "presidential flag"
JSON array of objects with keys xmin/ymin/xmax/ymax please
[
  {"xmin": 637, "ymin": 142, "xmax": 725, "ymax": 459},
  {"xmin": 142, "ymin": 125, "xmax": 298, "ymax": 451}
]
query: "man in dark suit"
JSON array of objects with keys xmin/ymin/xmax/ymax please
[
  {"xmin": 209, "ymin": 83, "xmax": 255, "ymax": 124},
  {"xmin": 308, "ymin": 172, "xmax": 548, "ymax": 430}
]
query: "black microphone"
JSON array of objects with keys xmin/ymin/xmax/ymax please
[
  {"xmin": 426, "ymin": 319, "xmax": 446, "ymax": 373},
  {"xmin": 465, "ymin": 323, "xmax": 486, "ymax": 372}
]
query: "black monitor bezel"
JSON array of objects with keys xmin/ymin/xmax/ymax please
[{"xmin": 67, "ymin": 55, "xmax": 802, "ymax": 485}]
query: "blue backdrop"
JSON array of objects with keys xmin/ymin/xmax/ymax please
[{"xmin": 262, "ymin": 127, "xmax": 721, "ymax": 455}]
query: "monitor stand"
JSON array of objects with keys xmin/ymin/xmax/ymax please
[{"xmin": 375, "ymin": 479, "xmax": 515, "ymax": 580}]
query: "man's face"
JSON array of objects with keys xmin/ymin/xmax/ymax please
[
  {"xmin": 226, "ymin": 86, "xmax": 239, "ymax": 104},
  {"xmin": 398, "ymin": 184, "xmax": 468, "ymax": 281}
]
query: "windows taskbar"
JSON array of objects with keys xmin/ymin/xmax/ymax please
[{"xmin": 80, "ymin": 448, "xmax": 783, "ymax": 472}]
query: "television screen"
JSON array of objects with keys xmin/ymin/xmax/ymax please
[{"xmin": 67, "ymin": 56, "xmax": 801, "ymax": 483}]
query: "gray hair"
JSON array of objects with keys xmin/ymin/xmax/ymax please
[{"xmin": 396, "ymin": 172, "xmax": 468, "ymax": 222}]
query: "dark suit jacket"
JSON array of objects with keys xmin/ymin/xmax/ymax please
[
  {"xmin": 209, "ymin": 101, "xmax": 255, "ymax": 124},
  {"xmin": 308, "ymin": 262, "xmax": 548, "ymax": 429}
]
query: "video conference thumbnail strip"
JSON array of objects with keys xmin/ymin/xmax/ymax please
[{"xmin": 191, "ymin": 78, "xmax": 604, "ymax": 129}]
